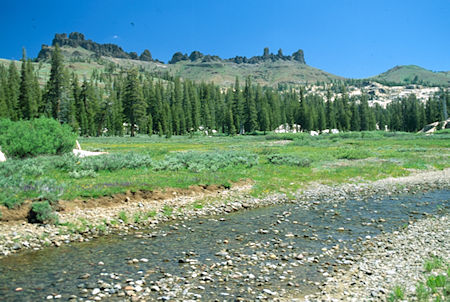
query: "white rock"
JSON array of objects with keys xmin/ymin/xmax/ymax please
[{"xmin": 0, "ymin": 149, "xmax": 6, "ymax": 162}]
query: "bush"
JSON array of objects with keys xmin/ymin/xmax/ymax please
[
  {"xmin": 29, "ymin": 201, "xmax": 58, "ymax": 224},
  {"xmin": 0, "ymin": 117, "xmax": 76, "ymax": 158},
  {"xmin": 266, "ymin": 154, "xmax": 312, "ymax": 167},
  {"xmin": 68, "ymin": 169, "xmax": 98, "ymax": 179},
  {"xmin": 56, "ymin": 152, "xmax": 153, "ymax": 172},
  {"xmin": 154, "ymin": 151, "xmax": 258, "ymax": 172},
  {"xmin": 336, "ymin": 148, "xmax": 372, "ymax": 160},
  {"xmin": 0, "ymin": 157, "xmax": 65, "ymax": 207}
]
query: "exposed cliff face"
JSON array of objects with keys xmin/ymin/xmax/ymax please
[
  {"xmin": 37, "ymin": 32, "xmax": 306, "ymax": 68},
  {"xmin": 168, "ymin": 47, "xmax": 306, "ymax": 65},
  {"xmin": 37, "ymin": 32, "xmax": 157, "ymax": 62}
]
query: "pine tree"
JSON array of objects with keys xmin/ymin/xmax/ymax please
[
  {"xmin": 44, "ymin": 44, "xmax": 66, "ymax": 120},
  {"xmin": 243, "ymin": 76, "xmax": 258, "ymax": 133},
  {"xmin": 325, "ymin": 89, "xmax": 335, "ymax": 129},
  {"xmin": 147, "ymin": 113, "xmax": 153, "ymax": 136},
  {"xmin": 232, "ymin": 77, "xmax": 244, "ymax": 134},
  {"xmin": 79, "ymin": 79, "xmax": 98, "ymax": 136},
  {"xmin": 350, "ymin": 101, "xmax": 360, "ymax": 131},
  {"xmin": 259, "ymin": 103, "xmax": 270, "ymax": 134},
  {"xmin": 6, "ymin": 61, "xmax": 20, "ymax": 120},
  {"xmin": 317, "ymin": 102, "xmax": 326, "ymax": 131},
  {"xmin": 359, "ymin": 95, "xmax": 370, "ymax": 131},
  {"xmin": 123, "ymin": 69, "xmax": 146, "ymax": 136},
  {"xmin": 226, "ymin": 105, "xmax": 236, "ymax": 135},
  {"xmin": 18, "ymin": 49, "xmax": 38, "ymax": 119},
  {"xmin": 0, "ymin": 77, "xmax": 8, "ymax": 118},
  {"xmin": 190, "ymin": 83, "xmax": 201, "ymax": 131},
  {"xmin": 182, "ymin": 82, "xmax": 193, "ymax": 133}
]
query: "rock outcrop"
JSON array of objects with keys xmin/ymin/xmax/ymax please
[
  {"xmin": 168, "ymin": 47, "xmax": 306, "ymax": 65},
  {"xmin": 37, "ymin": 32, "xmax": 159, "ymax": 62}
]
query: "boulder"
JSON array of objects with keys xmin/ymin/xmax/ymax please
[{"xmin": 0, "ymin": 149, "xmax": 5, "ymax": 162}]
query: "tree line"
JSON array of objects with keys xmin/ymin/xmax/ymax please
[{"xmin": 0, "ymin": 45, "xmax": 448, "ymax": 137}]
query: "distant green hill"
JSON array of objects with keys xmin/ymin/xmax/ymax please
[
  {"xmin": 167, "ymin": 59, "xmax": 341, "ymax": 87},
  {"xmin": 371, "ymin": 65, "xmax": 450, "ymax": 87}
]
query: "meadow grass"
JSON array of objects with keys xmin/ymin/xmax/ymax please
[{"xmin": 1, "ymin": 131, "xmax": 449, "ymax": 208}]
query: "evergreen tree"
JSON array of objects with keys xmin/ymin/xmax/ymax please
[
  {"xmin": 0, "ymin": 77, "xmax": 8, "ymax": 118},
  {"xmin": 225, "ymin": 104, "xmax": 236, "ymax": 135},
  {"xmin": 259, "ymin": 104, "xmax": 270, "ymax": 134},
  {"xmin": 359, "ymin": 95, "xmax": 370, "ymax": 131},
  {"xmin": 232, "ymin": 77, "xmax": 244, "ymax": 134},
  {"xmin": 6, "ymin": 61, "xmax": 20, "ymax": 120},
  {"xmin": 147, "ymin": 113, "xmax": 153, "ymax": 136},
  {"xmin": 44, "ymin": 44, "xmax": 66, "ymax": 120},
  {"xmin": 317, "ymin": 102, "xmax": 326, "ymax": 131},
  {"xmin": 243, "ymin": 76, "xmax": 258, "ymax": 133},
  {"xmin": 325, "ymin": 89, "xmax": 335, "ymax": 129},
  {"xmin": 18, "ymin": 49, "xmax": 38, "ymax": 119},
  {"xmin": 123, "ymin": 69, "xmax": 146, "ymax": 136},
  {"xmin": 182, "ymin": 82, "xmax": 193, "ymax": 132},
  {"xmin": 350, "ymin": 101, "xmax": 360, "ymax": 131}
]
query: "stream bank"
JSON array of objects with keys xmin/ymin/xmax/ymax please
[
  {"xmin": 0, "ymin": 170, "xmax": 448, "ymax": 301},
  {"xmin": 0, "ymin": 169, "xmax": 448, "ymax": 258}
]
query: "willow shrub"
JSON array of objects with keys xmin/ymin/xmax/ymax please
[{"xmin": 0, "ymin": 117, "xmax": 76, "ymax": 158}]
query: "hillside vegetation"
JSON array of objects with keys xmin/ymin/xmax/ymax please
[{"xmin": 372, "ymin": 65, "xmax": 450, "ymax": 87}]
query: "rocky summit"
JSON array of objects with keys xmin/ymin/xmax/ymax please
[{"xmin": 37, "ymin": 32, "xmax": 158, "ymax": 62}]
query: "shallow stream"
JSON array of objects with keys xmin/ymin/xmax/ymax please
[{"xmin": 0, "ymin": 190, "xmax": 448, "ymax": 301}]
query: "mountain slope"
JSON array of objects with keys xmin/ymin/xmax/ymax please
[
  {"xmin": 372, "ymin": 65, "xmax": 450, "ymax": 86},
  {"xmin": 2, "ymin": 32, "xmax": 449, "ymax": 88}
]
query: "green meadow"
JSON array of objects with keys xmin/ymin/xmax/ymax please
[{"xmin": 1, "ymin": 131, "xmax": 449, "ymax": 209}]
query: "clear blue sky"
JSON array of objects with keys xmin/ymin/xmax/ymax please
[{"xmin": 0, "ymin": 0, "xmax": 449, "ymax": 78}]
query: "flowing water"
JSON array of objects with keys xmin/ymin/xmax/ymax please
[{"xmin": 0, "ymin": 190, "xmax": 448, "ymax": 301}]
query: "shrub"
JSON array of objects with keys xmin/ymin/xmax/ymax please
[
  {"xmin": 0, "ymin": 118, "xmax": 13, "ymax": 139},
  {"xmin": 266, "ymin": 154, "xmax": 311, "ymax": 167},
  {"xmin": 0, "ymin": 117, "xmax": 76, "ymax": 158},
  {"xmin": 118, "ymin": 211, "xmax": 128, "ymax": 223},
  {"xmin": 336, "ymin": 148, "xmax": 372, "ymax": 160},
  {"xmin": 154, "ymin": 151, "xmax": 258, "ymax": 172},
  {"xmin": 0, "ymin": 159, "xmax": 64, "ymax": 208},
  {"xmin": 56, "ymin": 152, "xmax": 153, "ymax": 172},
  {"xmin": 68, "ymin": 169, "xmax": 98, "ymax": 179},
  {"xmin": 29, "ymin": 201, "xmax": 58, "ymax": 224}
]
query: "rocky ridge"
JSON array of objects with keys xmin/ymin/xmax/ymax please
[{"xmin": 37, "ymin": 32, "xmax": 159, "ymax": 62}]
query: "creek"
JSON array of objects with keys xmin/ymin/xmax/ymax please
[{"xmin": 0, "ymin": 190, "xmax": 448, "ymax": 301}]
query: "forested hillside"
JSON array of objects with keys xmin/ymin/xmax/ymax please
[{"xmin": 0, "ymin": 45, "xmax": 448, "ymax": 137}]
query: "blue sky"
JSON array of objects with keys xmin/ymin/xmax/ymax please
[{"xmin": 0, "ymin": 0, "xmax": 449, "ymax": 78}]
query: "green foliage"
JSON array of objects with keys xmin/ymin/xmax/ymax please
[
  {"xmin": 426, "ymin": 275, "xmax": 447, "ymax": 292},
  {"xmin": 0, "ymin": 156, "xmax": 64, "ymax": 208},
  {"xmin": 56, "ymin": 152, "xmax": 153, "ymax": 172},
  {"xmin": 266, "ymin": 154, "xmax": 311, "ymax": 167},
  {"xmin": 68, "ymin": 169, "xmax": 98, "ymax": 179},
  {"xmin": 0, "ymin": 117, "xmax": 76, "ymax": 158},
  {"xmin": 336, "ymin": 148, "xmax": 372, "ymax": 160},
  {"xmin": 154, "ymin": 150, "xmax": 258, "ymax": 172},
  {"xmin": 162, "ymin": 205, "xmax": 173, "ymax": 216},
  {"xmin": 0, "ymin": 132, "xmax": 448, "ymax": 209},
  {"xmin": 415, "ymin": 282, "xmax": 429, "ymax": 301},
  {"xmin": 387, "ymin": 286, "xmax": 405, "ymax": 302},
  {"xmin": 144, "ymin": 210, "xmax": 157, "ymax": 219},
  {"xmin": 424, "ymin": 256, "xmax": 444, "ymax": 272},
  {"xmin": 118, "ymin": 211, "xmax": 128, "ymax": 223},
  {"xmin": 29, "ymin": 201, "xmax": 58, "ymax": 224}
]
